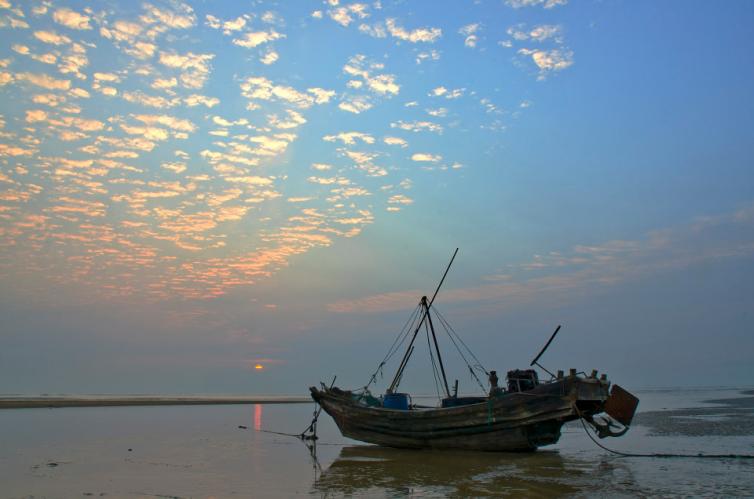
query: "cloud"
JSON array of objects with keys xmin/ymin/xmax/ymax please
[
  {"xmin": 411, "ymin": 153, "xmax": 442, "ymax": 162},
  {"xmin": 388, "ymin": 194, "xmax": 413, "ymax": 205},
  {"xmin": 339, "ymin": 149, "xmax": 386, "ymax": 177},
  {"xmin": 120, "ymin": 123, "xmax": 170, "ymax": 141},
  {"xmin": 308, "ymin": 176, "xmax": 350, "ymax": 185},
  {"xmin": 233, "ymin": 30, "xmax": 285, "ymax": 48},
  {"xmin": 32, "ymin": 94, "xmax": 66, "ymax": 106},
  {"xmin": 328, "ymin": 3, "xmax": 370, "ymax": 27},
  {"xmin": 151, "ymin": 77, "xmax": 177, "ymax": 90},
  {"xmin": 323, "ymin": 131, "xmax": 375, "ymax": 145},
  {"xmin": 358, "ymin": 22, "xmax": 386, "ymax": 38},
  {"xmin": 0, "ymin": 0, "xmax": 580, "ymax": 306},
  {"xmin": 183, "ymin": 94, "xmax": 220, "ymax": 108},
  {"xmin": 385, "ymin": 18, "xmax": 441, "ymax": 43},
  {"xmin": 241, "ymin": 76, "xmax": 333, "ymax": 109},
  {"xmin": 133, "ymin": 114, "xmax": 196, "ymax": 133},
  {"xmin": 268, "ymin": 109, "xmax": 306, "ymax": 129},
  {"xmin": 161, "ymin": 161, "xmax": 187, "ymax": 174},
  {"xmin": 99, "ymin": 12, "xmax": 173, "ymax": 60},
  {"xmin": 100, "ymin": 20, "xmax": 142, "ymax": 43},
  {"xmin": 308, "ymin": 87, "xmax": 336, "ymax": 104},
  {"xmin": 205, "ymin": 14, "xmax": 249, "ymax": 34},
  {"xmin": 224, "ymin": 176, "xmax": 274, "ymax": 186},
  {"xmin": 416, "ymin": 50, "xmax": 440, "ymax": 64},
  {"xmin": 507, "ymin": 23, "xmax": 563, "ymax": 43},
  {"xmin": 530, "ymin": 24, "xmax": 562, "ymax": 42},
  {"xmin": 142, "ymin": 2, "xmax": 196, "ymax": 29},
  {"xmin": 34, "ymin": 30, "xmax": 71, "ymax": 45},
  {"xmin": 131, "ymin": 42, "xmax": 157, "ymax": 59},
  {"xmin": 505, "ymin": 0, "xmax": 567, "ymax": 8},
  {"xmin": 519, "ymin": 48, "xmax": 574, "ymax": 77},
  {"xmin": 343, "ymin": 54, "xmax": 400, "ymax": 95},
  {"xmin": 94, "ymin": 72, "xmax": 121, "ymax": 83},
  {"xmin": 360, "ymin": 17, "xmax": 442, "ymax": 43},
  {"xmin": 383, "ymin": 136, "xmax": 408, "ymax": 147},
  {"xmin": 69, "ymin": 87, "xmax": 90, "ymax": 98},
  {"xmin": 12, "ymin": 44, "xmax": 29, "ymax": 55},
  {"xmin": 390, "ymin": 120, "xmax": 443, "ymax": 133},
  {"xmin": 25, "ymin": 109, "xmax": 48, "ymax": 122},
  {"xmin": 16, "ymin": 72, "xmax": 71, "ymax": 90},
  {"xmin": 338, "ymin": 96, "xmax": 372, "ymax": 114},
  {"xmin": 57, "ymin": 45, "xmax": 89, "ymax": 80},
  {"xmin": 260, "ymin": 50, "xmax": 279, "ymax": 65},
  {"xmin": 250, "ymin": 133, "xmax": 297, "ymax": 156},
  {"xmin": 259, "ymin": 12, "xmax": 279, "ymax": 25},
  {"xmin": 459, "ymin": 23, "xmax": 480, "ymax": 48},
  {"xmin": 52, "ymin": 8, "xmax": 92, "ymax": 30},
  {"xmin": 365, "ymin": 73, "xmax": 399, "ymax": 95},
  {"xmin": 49, "ymin": 196, "xmax": 108, "ymax": 217},
  {"xmin": 223, "ymin": 16, "xmax": 247, "ymax": 32},
  {"xmin": 0, "ymin": 144, "xmax": 36, "ymax": 156},
  {"xmin": 158, "ymin": 51, "xmax": 214, "ymax": 89},
  {"xmin": 212, "ymin": 116, "xmax": 248, "ymax": 127},
  {"xmin": 429, "ymin": 86, "xmax": 464, "ymax": 99},
  {"xmin": 122, "ymin": 90, "xmax": 179, "ymax": 108},
  {"xmin": 328, "ymin": 205, "xmax": 754, "ymax": 313}
]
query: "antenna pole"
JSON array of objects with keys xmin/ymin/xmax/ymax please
[{"xmin": 530, "ymin": 325, "xmax": 562, "ymax": 368}]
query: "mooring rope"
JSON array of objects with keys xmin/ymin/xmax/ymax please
[
  {"xmin": 255, "ymin": 428, "xmax": 346, "ymax": 446},
  {"xmin": 576, "ymin": 407, "xmax": 754, "ymax": 459},
  {"xmin": 258, "ymin": 428, "xmax": 307, "ymax": 439}
]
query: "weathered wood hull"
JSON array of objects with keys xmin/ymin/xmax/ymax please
[{"xmin": 310, "ymin": 377, "xmax": 609, "ymax": 451}]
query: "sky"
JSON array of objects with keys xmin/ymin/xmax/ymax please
[{"xmin": 1, "ymin": 0, "xmax": 753, "ymax": 396}]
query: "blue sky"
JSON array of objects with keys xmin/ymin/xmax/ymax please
[{"xmin": 1, "ymin": 0, "xmax": 753, "ymax": 395}]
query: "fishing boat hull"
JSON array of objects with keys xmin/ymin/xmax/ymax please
[{"xmin": 310, "ymin": 375, "xmax": 611, "ymax": 451}]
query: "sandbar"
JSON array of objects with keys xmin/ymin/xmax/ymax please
[{"xmin": 0, "ymin": 395, "xmax": 310, "ymax": 409}]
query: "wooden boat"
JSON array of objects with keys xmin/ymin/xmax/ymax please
[
  {"xmin": 310, "ymin": 250, "xmax": 638, "ymax": 451},
  {"xmin": 311, "ymin": 373, "xmax": 636, "ymax": 451}
]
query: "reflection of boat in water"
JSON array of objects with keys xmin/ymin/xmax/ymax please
[
  {"xmin": 313, "ymin": 445, "xmax": 586, "ymax": 497},
  {"xmin": 310, "ymin": 250, "xmax": 638, "ymax": 451}
]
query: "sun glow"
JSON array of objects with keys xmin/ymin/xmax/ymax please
[{"xmin": 254, "ymin": 364, "xmax": 264, "ymax": 370}]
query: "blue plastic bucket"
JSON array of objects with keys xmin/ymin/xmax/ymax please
[{"xmin": 383, "ymin": 393, "xmax": 409, "ymax": 410}]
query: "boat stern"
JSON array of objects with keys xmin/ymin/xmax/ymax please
[{"xmin": 571, "ymin": 376, "xmax": 639, "ymax": 438}]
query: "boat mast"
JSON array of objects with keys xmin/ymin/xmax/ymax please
[
  {"xmin": 423, "ymin": 296, "xmax": 451, "ymax": 398},
  {"xmin": 387, "ymin": 248, "xmax": 458, "ymax": 394}
]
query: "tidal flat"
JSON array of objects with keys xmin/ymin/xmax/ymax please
[{"xmin": 1, "ymin": 388, "xmax": 753, "ymax": 497}]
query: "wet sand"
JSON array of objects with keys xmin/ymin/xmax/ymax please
[
  {"xmin": 0, "ymin": 395, "xmax": 309, "ymax": 409},
  {"xmin": 633, "ymin": 389, "xmax": 754, "ymax": 436},
  {"xmin": 1, "ymin": 388, "xmax": 753, "ymax": 497}
]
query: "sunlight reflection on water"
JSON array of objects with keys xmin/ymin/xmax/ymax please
[{"xmin": 254, "ymin": 403, "xmax": 263, "ymax": 431}]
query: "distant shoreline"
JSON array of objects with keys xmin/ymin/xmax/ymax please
[
  {"xmin": 6, "ymin": 388, "xmax": 751, "ymax": 410},
  {"xmin": 0, "ymin": 396, "xmax": 310, "ymax": 409}
]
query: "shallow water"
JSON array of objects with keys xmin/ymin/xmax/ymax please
[{"xmin": 1, "ymin": 388, "xmax": 753, "ymax": 497}]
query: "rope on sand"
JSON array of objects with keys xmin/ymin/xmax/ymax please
[{"xmin": 576, "ymin": 407, "xmax": 754, "ymax": 459}]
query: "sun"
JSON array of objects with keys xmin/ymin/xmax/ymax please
[{"xmin": 254, "ymin": 364, "xmax": 264, "ymax": 370}]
